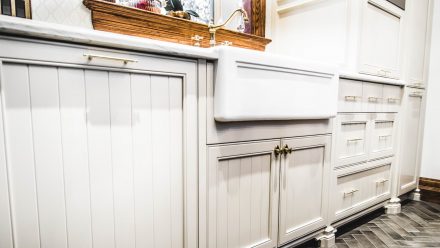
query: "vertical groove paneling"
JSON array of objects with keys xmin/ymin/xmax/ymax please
[
  {"xmin": 151, "ymin": 75, "xmax": 172, "ymax": 248},
  {"xmin": 259, "ymin": 155, "xmax": 271, "ymax": 240},
  {"xmin": 0, "ymin": 63, "xmax": 14, "ymax": 248},
  {"xmin": 85, "ymin": 70, "xmax": 115, "ymax": 248},
  {"xmin": 109, "ymin": 72, "xmax": 135, "ymax": 248},
  {"xmin": 28, "ymin": 65, "xmax": 68, "ymax": 248},
  {"xmin": 250, "ymin": 156, "xmax": 263, "ymax": 243},
  {"xmin": 227, "ymin": 159, "xmax": 241, "ymax": 248},
  {"xmin": 58, "ymin": 68, "xmax": 93, "ymax": 248},
  {"xmin": 2, "ymin": 64, "xmax": 40, "ymax": 248},
  {"xmin": 169, "ymin": 77, "xmax": 184, "ymax": 248},
  {"xmin": 239, "ymin": 158, "xmax": 252, "ymax": 246},
  {"xmin": 216, "ymin": 160, "xmax": 228, "ymax": 248},
  {"xmin": 131, "ymin": 74, "xmax": 154, "ymax": 248}
]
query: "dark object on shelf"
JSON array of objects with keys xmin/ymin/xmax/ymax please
[
  {"xmin": 83, "ymin": 0, "xmax": 271, "ymax": 51},
  {"xmin": 164, "ymin": 0, "xmax": 199, "ymax": 20}
]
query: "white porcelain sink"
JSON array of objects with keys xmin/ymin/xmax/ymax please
[{"xmin": 213, "ymin": 46, "xmax": 339, "ymax": 122}]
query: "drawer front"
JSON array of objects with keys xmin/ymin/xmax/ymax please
[
  {"xmin": 382, "ymin": 85, "xmax": 403, "ymax": 113},
  {"xmin": 362, "ymin": 83, "xmax": 383, "ymax": 112},
  {"xmin": 335, "ymin": 115, "xmax": 369, "ymax": 166},
  {"xmin": 334, "ymin": 159, "xmax": 392, "ymax": 221},
  {"xmin": 370, "ymin": 114, "xmax": 396, "ymax": 159},
  {"xmin": 338, "ymin": 79, "xmax": 363, "ymax": 112}
]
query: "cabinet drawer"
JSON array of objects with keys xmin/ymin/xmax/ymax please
[
  {"xmin": 335, "ymin": 114, "xmax": 369, "ymax": 166},
  {"xmin": 334, "ymin": 158, "xmax": 392, "ymax": 221},
  {"xmin": 382, "ymin": 85, "xmax": 403, "ymax": 112},
  {"xmin": 338, "ymin": 79, "xmax": 363, "ymax": 112},
  {"xmin": 362, "ymin": 83, "xmax": 383, "ymax": 112},
  {"xmin": 370, "ymin": 113, "xmax": 396, "ymax": 159}
]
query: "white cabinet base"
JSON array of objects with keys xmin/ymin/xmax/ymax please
[{"xmin": 384, "ymin": 198, "xmax": 402, "ymax": 214}]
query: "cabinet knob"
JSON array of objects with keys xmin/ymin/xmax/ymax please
[
  {"xmin": 283, "ymin": 144, "xmax": 293, "ymax": 155},
  {"xmin": 274, "ymin": 145, "xmax": 283, "ymax": 157}
]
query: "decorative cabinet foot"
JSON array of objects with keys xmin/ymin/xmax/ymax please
[
  {"xmin": 411, "ymin": 188, "xmax": 421, "ymax": 201},
  {"xmin": 317, "ymin": 226, "xmax": 337, "ymax": 248},
  {"xmin": 385, "ymin": 197, "xmax": 401, "ymax": 214}
]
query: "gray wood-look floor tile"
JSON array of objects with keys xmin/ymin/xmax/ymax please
[{"xmin": 335, "ymin": 201, "xmax": 440, "ymax": 248}]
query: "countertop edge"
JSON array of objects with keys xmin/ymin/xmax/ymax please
[{"xmin": 0, "ymin": 15, "xmax": 219, "ymax": 60}]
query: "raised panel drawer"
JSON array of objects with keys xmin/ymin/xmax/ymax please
[
  {"xmin": 335, "ymin": 114, "xmax": 369, "ymax": 166},
  {"xmin": 338, "ymin": 79, "xmax": 363, "ymax": 112},
  {"xmin": 382, "ymin": 85, "xmax": 403, "ymax": 112},
  {"xmin": 370, "ymin": 113, "xmax": 396, "ymax": 159},
  {"xmin": 333, "ymin": 158, "xmax": 392, "ymax": 221}
]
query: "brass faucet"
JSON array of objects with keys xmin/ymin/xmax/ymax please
[{"xmin": 208, "ymin": 8, "xmax": 249, "ymax": 47}]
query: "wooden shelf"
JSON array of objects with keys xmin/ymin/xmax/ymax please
[{"xmin": 83, "ymin": 0, "xmax": 271, "ymax": 51}]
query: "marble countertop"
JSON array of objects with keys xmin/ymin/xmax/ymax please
[{"xmin": 0, "ymin": 15, "xmax": 218, "ymax": 60}]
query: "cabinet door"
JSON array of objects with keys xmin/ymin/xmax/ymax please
[
  {"xmin": 207, "ymin": 141, "xmax": 280, "ymax": 248},
  {"xmin": 335, "ymin": 114, "xmax": 370, "ymax": 167},
  {"xmin": 405, "ymin": 0, "xmax": 430, "ymax": 87},
  {"xmin": 0, "ymin": 61, "xmax": 198, "ymax": 248},
  {"xmin": 359, "ymin": 0, "xmax": 403, "ymax": 79},
  {"xmin": 278, "ymin": 136, "xmax": 331, "ymax": 245},
  {"xmin": 382, "ymin": 84, "xmax": 403, "ymax": 112},
  {"xmin": 362, "ymin": 82, "xmax": 384, "ymax": 112},
  {"xmin": 399, "ymin": 90, "xmax": 424, "ymax": 194},
  {"xmin": 370, "ymin": 113, "xmax": 397, "ymax": 159}
]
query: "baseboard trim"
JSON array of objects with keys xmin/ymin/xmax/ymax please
[{"xmin": 419, "ymin": 177, "xmax": 440, "ymax": 204}]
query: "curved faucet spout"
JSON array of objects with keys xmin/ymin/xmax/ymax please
[{"xmin": 208, "ymin": 8, "xmax": 249, "ymax": 47}]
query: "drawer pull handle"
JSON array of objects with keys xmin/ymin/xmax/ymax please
[
  {"xmin": 344, "ymin": 96, "xmax": 362, "ymax": 101},
  {"xmin": 376, "ymin": 179, "xmax": 389, "ymax": 185},
  {"xmin": 368, "ymin": 97, "xmax": 382, "ymax": 102},
  {"xmin": 409, "ymin": 92, "xmax": 423, "ymax": 98},
  {"xmin": 347, "ymin": 138, "xmax": 363, "ymax": 143},
  {"xmin": 84, "ymin": 54, "xmax": 138, "ymax": 64},
  {"xmin": 387, "ymin": 98, "xmax": 400, "ymax": 103},
  {"xmin": 343, "ymin": 189, "xmax": 359, "ymax": 197},
  {"xmin": 379, "ymin": 135, "xmax": 391, "ymax": 140}
]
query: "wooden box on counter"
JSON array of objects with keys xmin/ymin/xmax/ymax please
[{"xmin": 83, "ymin": 0, "xmax": 271, "ymax": 51}]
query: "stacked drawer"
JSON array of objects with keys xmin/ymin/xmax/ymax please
[{"xmin": 331, "ymin": 79, "xmax": 403, "ymax": 222}]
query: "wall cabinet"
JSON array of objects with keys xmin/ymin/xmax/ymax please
[
  {"xmin": 398, "ymin": 89, "xmax": 425, "ymax": 195},
  {"xmin": 0, "ymin": 37, "xmax": 199, "ymax": 248},
  {"xmin": 404, "ymin": 0, "xmax": 431, "ymax": 87},
  {"xmin": 358, "ymin": 0, "xmax": 404, "ymax": 79},
  {"xmin": 206, "ymin": 136, "xmax": 331, "ymax": 247}
]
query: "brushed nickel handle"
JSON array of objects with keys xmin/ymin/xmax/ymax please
[
  {"xmin": 376, "ymin": 179, "xmax": 389, "ymax": 185},
  {"xmin": 345, "ymin": 96, "xmax": 362, "ymax": 101},
  {"xmin": 274, "ymin": 145, "xmax": 282, "ymax": 157},
  {"xmin": 379, "ymin": 135, "xmax": 391, "ymax": 140},
  {"xmin": 84, "ymin": 54, "xmax": 138, "ymax": 64},
  {"xmin": 387, "ymin": 98, "xmax": 400, "ymax": 103},
  {"xmin": 347, "ymin": 138, "xmax": 363, "ymax": 144},
  {"xmin": 343, "ymin": 189, "xmax": 359, "ymax": 198},
  {"xmin": 368, "ymin": 97, "xmax": 382, "ymax": 102},
  {"xmin": 409, "ymin": 92, "xmax": 423, "ymax": 98}
]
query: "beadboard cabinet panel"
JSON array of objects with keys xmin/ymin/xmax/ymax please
[
  {"xmin": 207, "ymin": 141, "xmax": 280, "ymax": 248},
  {"xmin": 278, "ymin": 136, "xmax": 331, "ymax": 245},
  {"xmin": 0, "ymin": 61, "xmax": 194, "ymax": 248}
]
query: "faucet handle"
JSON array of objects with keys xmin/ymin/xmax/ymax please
[
  {"xmin": 221, "ymin": 41, "xmax": 233, "ymax": 46},
  {"xmin": 191, "ymin": 35, "xmax": 204, "ymax": 47}
]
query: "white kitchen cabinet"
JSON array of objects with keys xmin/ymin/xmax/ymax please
[
  {"xmin": 331, "ymin": 158, "xmax": 392, "ymax": 222},
  {"xmin": 404, "ymin": 0, "xmax": 431, "ymax": 87},
  {"xmin": 398, "ymin": 89, "xmax": 424, "ymax": 195},
  {"xmin": 278, "ymin": 136, "xmax": 331, "ymax": 245},
  {"xmin": 0, "ymin": 38, "xmax": 199, "ymax": 248},
  {"xmin": 358, "ymin": 0, "xmax": 404, "ymax": 79},
  {"xmin": 207, "ymin": 141, "xmax": 280, "ymax": 248},
  {"xmin": 370, "ymin": 113, "xmax": 397, "ymax": 159}
]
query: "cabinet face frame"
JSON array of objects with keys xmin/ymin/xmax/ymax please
[
  {"xmin": 0, "ymin": 38, "xmax": 200, "ymax": 248},
  {"xmin": 358, "ymin": 0, "xmax": 405, "ymax": 79},
  {"xmin": 278, "ymin": 136, "xmax": 331, "ymax": 245},
  {"xmin": 206, "ymin": 140, "xmax": 281, "ymax": 248}
]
